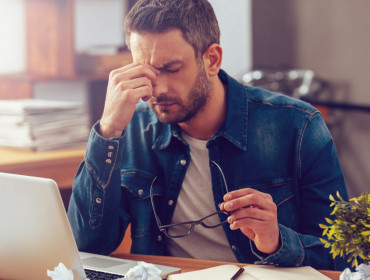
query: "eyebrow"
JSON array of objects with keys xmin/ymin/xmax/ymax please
[{"xmin": 154, "ymin": 60, "xmax": 183, "ymax": 71}]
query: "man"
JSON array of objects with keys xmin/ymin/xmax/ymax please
[{"xmin": 68, "ymin": 0, "xmax": 348, "ymax": 270}]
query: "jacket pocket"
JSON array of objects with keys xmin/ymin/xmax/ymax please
[
  {"xmin": 244, "ymin": 178, "xmax": 298, "ymax": 230},
  {"xmin": 120, "ymin": 170, "xmax": 164, "ymax": 238}
]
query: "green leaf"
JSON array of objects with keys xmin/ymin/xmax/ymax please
[
  {"xmin": 359, "ymin": 252, "xmax": 366, "ymax": 259},
  {"xmin": 319, "ymin": 224, "xmax": 327, "ymax": 229},
  {"xmin": 320, "ymin": 238, "xmax": 328, "ymax": 245},
  {"xmin": 336, "ymin": 191, "xmax": 344, "ymax": 201}
]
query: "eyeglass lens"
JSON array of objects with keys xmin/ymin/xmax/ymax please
[{"xmin": 164, "ymin": 210, "xmax": 229, "ymax": 238}]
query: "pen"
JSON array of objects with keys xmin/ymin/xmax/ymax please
[{"xmin": 230, "ymin": 267, "xmax": 244, "ymax": 280}]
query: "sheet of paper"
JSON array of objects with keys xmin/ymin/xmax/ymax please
[
  {"xmin": 243, "ymin": 265, "xmax": 330, "ymax": 280},
  {"xmin": 167, "ymin": 264, "xmax": 240, "ymax": 280},
  {"xmin": 167, "ymin": 264, "xmax": 331, "ymax": 280}
]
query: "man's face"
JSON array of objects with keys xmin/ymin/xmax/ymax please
[{"xmin": 130, "ymin": 29, "xmax": 211, "ymax": 124}]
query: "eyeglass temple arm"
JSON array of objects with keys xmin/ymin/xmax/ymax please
[
  {"xmin": 210, "ymin": 160, "xmax": 230, "ymax": 193},
  {"xmin": 150, "ymin": 176, "xmax": 163, "ymax": 229}
]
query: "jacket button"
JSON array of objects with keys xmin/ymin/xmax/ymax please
[
  {"xmin": 231, "ymin": 245, "xmax": 237, "ymax": 251},
  {"xmin": 157, "ymin": 235, "xmax": 163, "ymax": 242},
  {"xmin": 138, "ymin": 189, "xmax": 144, "ymax": 196},
  {"xmin": 180, "ymin": 159, "xmax": 187, "ymax": 166},
  {"xmin": 168, "ymin": 200, "xmax": 174, "ymax": 206},
  {"xmin": 95, "ymin": 198, "xmax": 102, "ymax": 204},
  {"xmin": 108, "ymin": 145, "xmax": 114, "ymax": 150},
  {"xmin": 105, "ymin": 159, "xmax": 112, "ymax": 164}
]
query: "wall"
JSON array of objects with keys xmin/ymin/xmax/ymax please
[
  {"xmin": 0, "ymin": 0, "xmax": 25, "ymax": 74},
  {"xmin": 74, "ymin": 0, "xmax": 127, "ymax": 52},
  {"xmin": 252, "ymin": 0, "xmax": 370, "ymax": 197},
  {"xmin": 209, "ymin": 0, "xmax": 252, "ymax": 78}
]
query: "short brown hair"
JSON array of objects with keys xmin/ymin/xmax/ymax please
[{"xmin": 124, "ymin": 0, "xmax": 220, "ymax": 58}]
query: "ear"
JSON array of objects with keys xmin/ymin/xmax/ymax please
[{"xmin": 202, "ymin": 43, "xmax": 223, "ymax": 77}]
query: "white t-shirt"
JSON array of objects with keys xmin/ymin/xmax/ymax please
[{"xmin": 165, "ymin": 131, "xmax": 237, "ymax": 262}]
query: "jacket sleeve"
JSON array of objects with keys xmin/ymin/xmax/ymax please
[
  {"xmin": 67, "ymin": 122, "xmax": 130, "ymax": 255},
  {"xmin": 251, "ymin": 111, "xmax": 349, "ymax": 270}
]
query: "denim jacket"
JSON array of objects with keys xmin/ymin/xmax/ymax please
[{"xmin": 68, "ymin": 70, "xmax": 348, "ymax": 270}]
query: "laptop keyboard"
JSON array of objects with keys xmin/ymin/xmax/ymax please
[{"xmin": 85, "ymin": 269, "xmax": 123, "ymax": 279}]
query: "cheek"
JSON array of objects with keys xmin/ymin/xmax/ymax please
[
  {"xmin": 166, "ymin": 76, "xmax": 192, "ymax": 96},
  {"xmin": 172, "ymin": 72, "xmax": 198, "ymax": 94}
]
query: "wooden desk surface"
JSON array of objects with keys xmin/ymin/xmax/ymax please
[
  {"xmin": 111, "ymin": 253, "xmax": 341, "ymax": 280},
  {"xmin": 0, "ymin": 146, "xmax": 85, "ymax": 188}
]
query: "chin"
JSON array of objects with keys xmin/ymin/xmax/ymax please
[{"xmin": 155, "ymin": 112, "xmax": 182, "ymax": 124}]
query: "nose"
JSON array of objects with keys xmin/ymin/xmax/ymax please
[{"xmin": 152, "ymin": 73, "xmax": 168, "ymax": 97}]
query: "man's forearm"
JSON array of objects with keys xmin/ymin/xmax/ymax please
[{"xmin": 67, "ymin": 124, "xmax": 127, "ymax": 254}]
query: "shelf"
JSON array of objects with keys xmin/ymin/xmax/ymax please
[{"xmin": 0, "ymin": 71, "xmax": 111, "ymax": 83}]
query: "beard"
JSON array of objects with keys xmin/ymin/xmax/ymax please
[{"xmin": 148, "ymin": 65, "xmax": 212, "ymax": 124}]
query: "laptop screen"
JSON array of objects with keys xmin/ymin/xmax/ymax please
[{"xmin": 0, "ymin": 172, "xmax": 86, "ymax": 280}]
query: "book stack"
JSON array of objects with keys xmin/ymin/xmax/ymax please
[{"xmin": 0, "ymin": 99, "xmax": 91, "ymax": 151}]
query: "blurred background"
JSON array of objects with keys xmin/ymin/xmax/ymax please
[{"xmin": 0, "ymin": 0, "xmax": 369, "ymax": 201}]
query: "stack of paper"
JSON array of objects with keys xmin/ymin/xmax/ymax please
[{"xmin": 0, "ymin": 99, "xmax": 91, "ymax": 151}]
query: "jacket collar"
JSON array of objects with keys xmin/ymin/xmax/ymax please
[{"xmin": 153, "ymin": 69, "xmax": 248, "ymax": 151}]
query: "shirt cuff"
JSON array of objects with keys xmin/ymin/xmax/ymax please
[
  {"xmin": 84, "ymin": 121, "xmax": 124, "ymax": 188},
  {"xmin": 251, "ymin": 224, "xmax": 304, "ymax": 267}
]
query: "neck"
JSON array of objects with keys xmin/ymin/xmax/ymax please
[{"xmin": 179, "ymin": 76, "xmax": 227, "ymax": 140}]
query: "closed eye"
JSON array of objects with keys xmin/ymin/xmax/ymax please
[
  {"xmin": 164, "ymin": 68, "xmax": 180, "ymax": 73},
  {"xmin": 155, "ymin": 61, "xmax": 183, "ymax": 74}
]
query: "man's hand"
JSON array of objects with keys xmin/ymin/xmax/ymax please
[
  {"xmin": 99, "ymin": 63, "xmax": 159, "ymax": 139},
  {"xmin": 220, "ymin": 188, "xmax": 280, "ymax": 255}
]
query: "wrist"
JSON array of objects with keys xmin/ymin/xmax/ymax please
[
  {"xmin": 251, "ymin": 234, "xmax": 282, "ymax": 259},
  {"xmin": 98, "ymin": 120, "xmax": 123, "ymax": 139},
  {"xmin": 255, "ymin": 233, "xmax": 282, "ymax": 256}
]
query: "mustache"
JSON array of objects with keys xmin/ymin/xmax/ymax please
[{"xmin": 150, "ymin": 95, "xmax": 180, "ymax": 104}]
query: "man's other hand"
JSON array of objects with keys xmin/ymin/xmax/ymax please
[{"xmin": 220, "ymin": 188, "xmax": 281, "ymax": 255}]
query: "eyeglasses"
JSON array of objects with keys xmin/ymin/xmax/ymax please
[{"xmin": 150, "ymin": 160, "xmax": 230, "ymax": 238}]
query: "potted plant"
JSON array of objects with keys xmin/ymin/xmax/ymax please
[{"xmin": 319, "ymin": 192, "xmax": 370, "ymax": 267}]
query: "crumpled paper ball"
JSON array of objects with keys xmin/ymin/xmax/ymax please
[
  {"xmin": 124, "ymin": 261, "xmax": 162, "ymax": 280},
  {"xmin": 340, "ymin": 263, "xmax": 370, "ymax": 280},
  {"xmin": 47, "ymin": 262, "xmax": 74, "ymax": 280}
]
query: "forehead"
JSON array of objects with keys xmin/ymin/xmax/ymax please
[{"xmin": 129, "ymin": 29, "xmax": 196, "ymax": 66}]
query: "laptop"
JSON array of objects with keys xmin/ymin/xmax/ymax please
[{"xmin": 0, "ymin": 172, "xmax": 180, "ymax": 280}]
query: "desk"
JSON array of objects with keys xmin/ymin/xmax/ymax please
[
  {"xmin": 0, "ymin": 147, "xmax": 85, "ymax": 189},
  {"xmin": 111, "ymin": 253, "xmax": 341, "ymax": 280}
]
